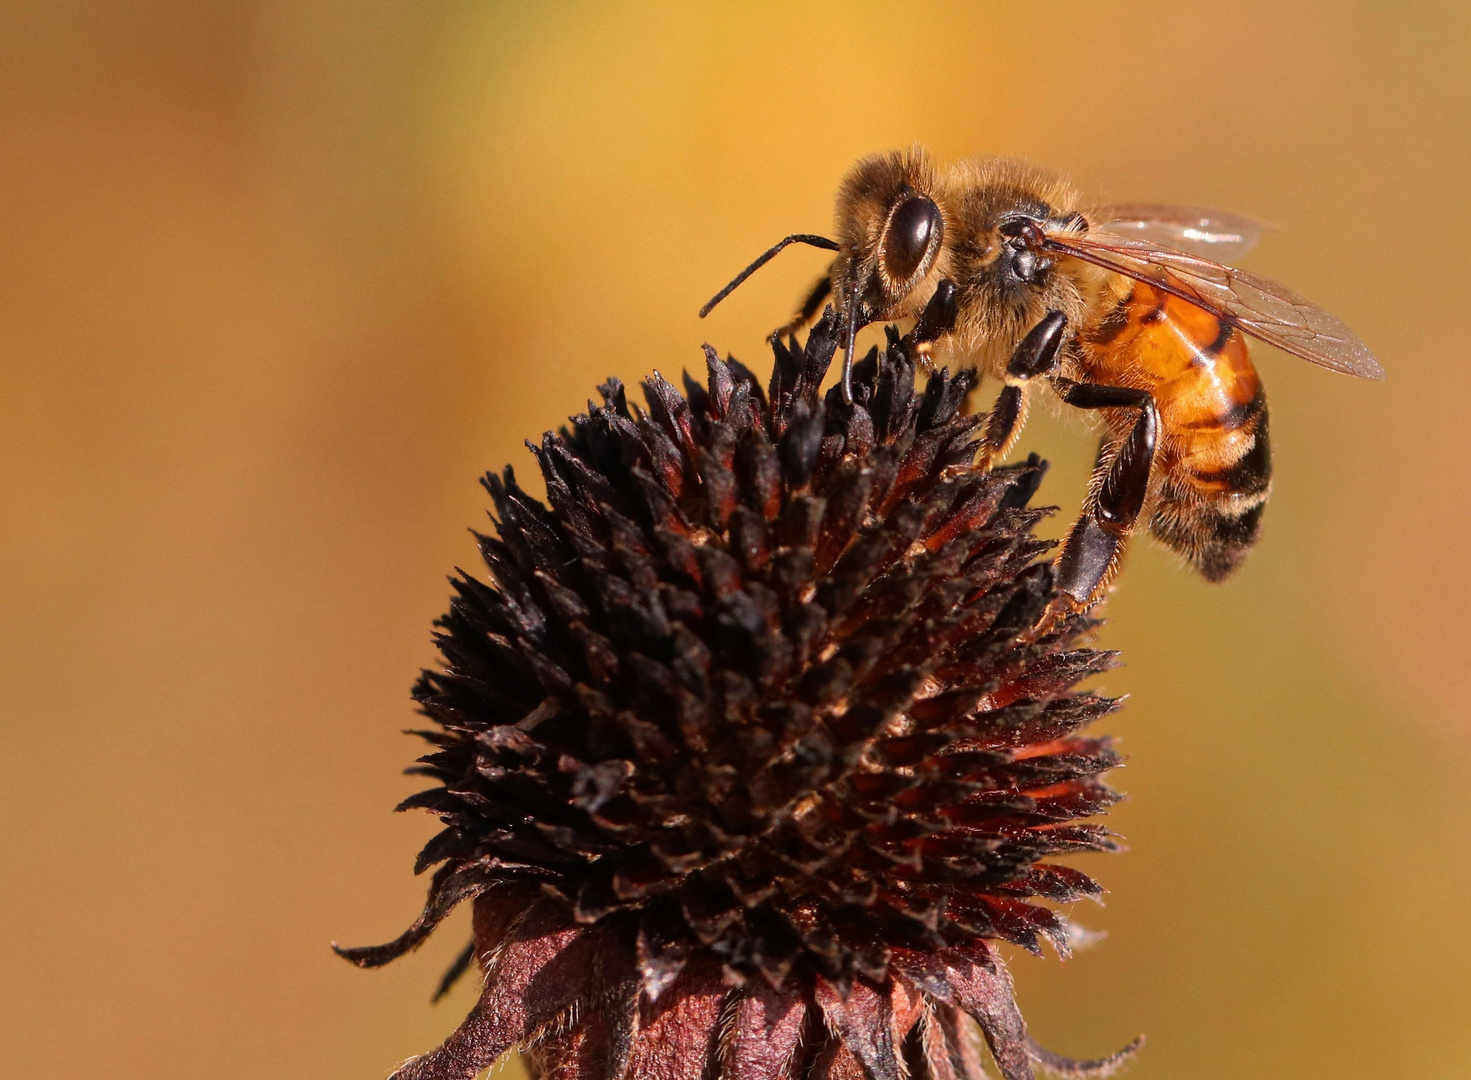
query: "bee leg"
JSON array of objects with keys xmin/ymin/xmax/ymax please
[
  {"xmin": 1051, "ymin": 382, "xmax": 1160, "ymax": 611},
  {"xmin": 909, "ymin": 279, "xmax": 960, "ymax": 345},
  {"xmin": 768, "ymin": 272, "xmax": 833, "ymax": 343},
  {"xmin": 905, "ymin": 279, "xmax": 960, "ymax": 374},
  {"xmin": 981, "ymin": 310, "xmax": 1068, "ymax": 466}
]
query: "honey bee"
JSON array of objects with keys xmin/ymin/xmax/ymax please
[{"xmin": 700, "ymin": 148, "xmax": 1383, "ymax": 611}]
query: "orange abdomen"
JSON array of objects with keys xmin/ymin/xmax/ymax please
[
  {"xmin": 1086, "ymin": 280, "xmax": 1265, "ymax": 492},
  {"xmin": 1082, "ymin": 279, "xmax": 1271, "ymax": 580}
]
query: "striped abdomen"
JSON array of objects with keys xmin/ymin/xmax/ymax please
[{"xmin": 1083, "ymin": 279, "xmax": 1271, "ymax": 581}]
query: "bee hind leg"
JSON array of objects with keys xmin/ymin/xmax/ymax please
[{"xmin": 1047, "ymin": 381, "xmax": 1159, "ymax": 616}]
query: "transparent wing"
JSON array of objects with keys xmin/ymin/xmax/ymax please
[
  {"xmin": 1092, "ymin": 204, "xmax": 1273, "ymax": 262},
  {"xmin": 1040, "ymin": 227, "xmax": 1384, "ymax": 380}
]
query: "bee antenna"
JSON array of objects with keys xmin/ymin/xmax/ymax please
[{"xmin": 699, "ymin": 234, "xmax": 840, "ymax": 318}]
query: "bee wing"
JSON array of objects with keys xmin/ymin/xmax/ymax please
[
  {"xmin": 1041, "ymin": 228, "xmax": 1385, "ymax": 380},
  {"xmin": 1092, "ymin": 204, "xmax": 1273, "ymax": 262}
]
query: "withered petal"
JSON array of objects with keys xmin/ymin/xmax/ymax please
[
  {"xmin": 1025, "ymin": 1034, "xmax": 1145, "ymax": 1078},
  {"xmin": 943, "ymin": 945, "xmax": 1034, "ymax": 1080},
  {"xmin": 816, "ymin": 976, "xmax": 900, "ymax": 1080},
  {"xmin": 625, "ymin": 963, "xmax": 727, "ymax": 1080},
  {"xmin": 811, "ymin": 1037, "xmax": 871, "ymax": 1080},
  {"xmin": 603, "ymin": 976, "xmax": 642, "ymax": 1080},
  {"xmin": 388, "ymin": 904, "xmax": 599, "ymax": 1080},
  {"xmin": 430, "ymin": 939, "xmax": 478, "ymax": 1003},
  {"xmin": 333, "ymin": 863, "xmax": 499, "ymax": 968},
  {"xmin": 724, "ymin": 978, "xmax": 808, "ymax": 1080},
  {"xmin": 934, "ymin": 1003, "xmax": 993, "ymax": 1080}
]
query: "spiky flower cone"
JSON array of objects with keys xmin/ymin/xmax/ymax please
[{"xmin": 338, "ymin": 313, "xmax": 1138, "ymax": 1080}]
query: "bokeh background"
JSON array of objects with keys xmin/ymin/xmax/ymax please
[{"xmin": 2, "ymin": 3, "xmax": 1468, "ymax": 1078}]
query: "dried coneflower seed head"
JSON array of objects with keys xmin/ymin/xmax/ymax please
[{"xmin": 338, "ymin": 312, "xmax": 1139, "ymax": 1080}]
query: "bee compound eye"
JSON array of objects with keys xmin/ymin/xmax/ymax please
[{"xmin": 882, "ymin": 194, "xmax": 942, "ymax": 285}]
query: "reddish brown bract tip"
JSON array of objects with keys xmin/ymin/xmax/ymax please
[{"xmin": 340, "ymin": 313, "xmax": 1138, "ymax": 1080}]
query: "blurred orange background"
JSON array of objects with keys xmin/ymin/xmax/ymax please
[{"xmin": 2, "ymin": 3, "xmax": 1468, "ymax": 1078}]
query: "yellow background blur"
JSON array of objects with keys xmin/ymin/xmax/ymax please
[{"xmin": 2, "ymin": 3, "xmax": 1468, "ymax": 1078}]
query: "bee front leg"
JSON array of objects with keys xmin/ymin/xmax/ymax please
[
  {"xmin": 769, "ymin": 272, "xmax": 833, "ymax": 343},
  {"xmin": 1051, "ymin": 381, "xmax": 1160, "ymax": 610},
  {"xmin": 909, "ymin": 279, "xmax": 960, "ymax": 345},
  {"xmin": 980, "ymin": 310, "xmax": 1068, "ymax": 466},
  {"xmin": 905, "ymin": 279, "xmax": 960, "ymax": 375}
]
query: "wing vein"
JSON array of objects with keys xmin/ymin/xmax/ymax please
[{"xmin": 1040, "ymin": 229, "xmax": 1384, "ymax": 379}]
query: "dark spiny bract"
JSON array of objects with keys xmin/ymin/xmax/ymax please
[{"xmin": 338, "ymin": 313, "xmax": 1138, "ymax": 1080}]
